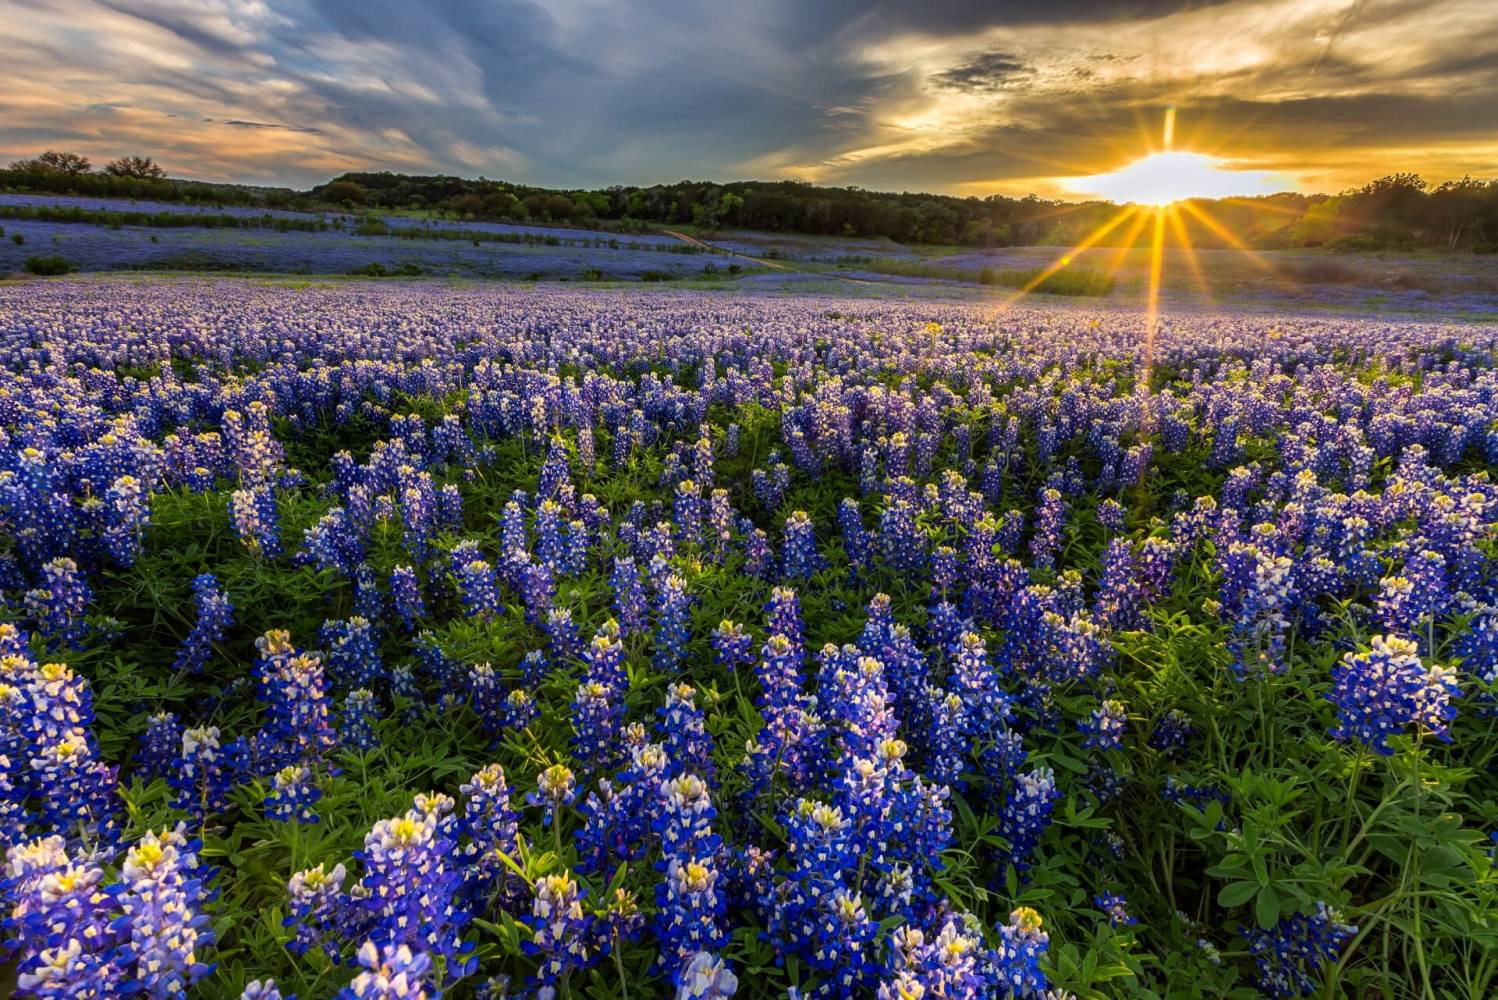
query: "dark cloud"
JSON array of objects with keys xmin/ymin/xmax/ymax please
[
  {"xmin": 209, "ymin": 119, "xmax": 324, "ymax": 134},
  {"xmin": 1, "ymin": 0, "xmax": 1493, "ymax": 192},
  {"xmin": 932, "ymin": 53, "xmax": 1029, "ymax": 92}
]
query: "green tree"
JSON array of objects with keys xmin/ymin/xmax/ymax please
[
  {"xmin": 104, "ymin": 155, "xmax": 166, "ymax": 179},
  {"xmin": 9, "ymin": 150, "xmax": 92, "ymax": 174},
  {"xmin": 322, "ymin": 180, "xmax": 367, "ymax": 206}
]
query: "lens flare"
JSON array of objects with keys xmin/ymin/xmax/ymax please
[{"xmin": 1064, "ymin": 151, "xmax": 1285, "ymax": 206}]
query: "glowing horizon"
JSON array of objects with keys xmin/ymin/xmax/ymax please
[{"xmin": 1063, "ymin": 152, "xmax": 1289, "ymax": 207}]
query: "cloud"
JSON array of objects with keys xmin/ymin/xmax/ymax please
[
  {"xmin": 0, "ymin": 0, "xmax": 1493, "ymax": 194},
  {"xmin": 932, "ymin": 53, "xmax": 1030, "ymax": 93},
  {"xmin": 209, "ymin": 118, "xmax": 323, "ymax": 134}
]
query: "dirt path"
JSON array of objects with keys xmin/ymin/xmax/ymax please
[{"xmin": 661, "ymin": 229, "xmax": 791, "ymax": 270}]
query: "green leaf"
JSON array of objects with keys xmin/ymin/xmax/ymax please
[
  {"xmin": 1218, "ymin": 881, "xmax": 1260, "ymax": 907},
  {"xmin": 1255, "ymin": 885, "xmax": 1280, "ymax": 929}
]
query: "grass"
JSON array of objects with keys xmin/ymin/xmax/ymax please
[{"xmin": 856, "ymin": 256, "xmax": 1117, "ymax": 296}]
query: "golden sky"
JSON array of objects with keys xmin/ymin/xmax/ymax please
[{"xmin": 1, "ymin": 0, "xmax": 1494, "ymax": 196}]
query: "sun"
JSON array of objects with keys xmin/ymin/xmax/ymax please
[
  {"xmin": 996, "ymin": 110, "xmax": 1293, "ymax": 423},
  {"xmin": 1064, "ymin": 151, "xmax": 1286, "ymax": 207}
]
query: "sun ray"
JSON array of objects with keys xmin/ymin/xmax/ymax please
[
  {"xmin": 1177, "ymin": 200, "xmax": 1278, "ymax": 273},
  {"xmin": 1167, "ymin": 206, "xmax": 1214, "ymax": 304},
  {"xmin": 1221, "ymin": 196, "xmax": 1303, "ymax": 218},
  {"xmin": 997, "ymin": 205, "xmax": 1140, "ymax": 309},
  {"xmin": 1099, "ymin": 209, "xmax": 1153, "ymax": 283}
]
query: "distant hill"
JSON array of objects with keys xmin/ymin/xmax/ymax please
[{"xmin": 4, "ymin": 160, "xmax": 1495, "ymax": 252}]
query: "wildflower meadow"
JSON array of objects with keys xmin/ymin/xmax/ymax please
[{"xmin": 1, "ymin": 275, "xmax": 1495, "ymax": 1000}]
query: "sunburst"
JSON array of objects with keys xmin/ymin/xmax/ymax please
[{"xmin": 993, "ymin": 109, "xmax": 1293, "ymax": 455}]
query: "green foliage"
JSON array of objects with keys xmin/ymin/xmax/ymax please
[{"xmin": 23, "ymin": 254, "xmax": 77, "ymax": 275}]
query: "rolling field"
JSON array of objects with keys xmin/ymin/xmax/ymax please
[{"xmin": 0, "ymin": 274, "xmax": 1495, "ymax": 1000}]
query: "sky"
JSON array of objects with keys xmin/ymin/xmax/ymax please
[{"xmin": 2, "ymin": 0, "xmax": 1495, "ymax": 198}]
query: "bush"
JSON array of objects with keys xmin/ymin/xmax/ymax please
[
  {"xmin": 639, "ymin": 270, "xmax": 674, "ymax": 282},
  {"xmin": 23, "ymin": 255, "xmax": 76, "ymax": 275},
  {"xmin": 12, "ymin": 233, "xmax": 23, "ymax": 245},
  {"xmin": 346, "ymin": 262, "xmax": 422, "ymax": 277}
]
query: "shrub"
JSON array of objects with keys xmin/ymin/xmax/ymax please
[{"xmin": 23, "ymin": 255, "xmax": 76, "ymax": 275}]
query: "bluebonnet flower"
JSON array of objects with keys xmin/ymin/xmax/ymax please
[
  {"xmin": 743, "ymin": 527, "xmax": 774, "ymax": 579},
  {"xmin": 999, "ymin": 767, "xmax": 1058, "ymax": 869},
  {"xmin": 523, "ymin": 872, "xmax": 594, "ymax": 993},
  {"xmin": 223, "ymin": 402, "xmax": 283, "ymax": 484},
  {"xmin": 256, "ymin": 633, "xmax": 336, "ymax": 765},
  {"xmin": 389, "ymin": 565, "xmax": 425, "ymax": 630},
  {"xmin": 991, "ymin": 907, "xmax": 1050, "ymax": 996},
  {"xmin": 544, "ymin": 607, "xmax": 583, "ymax": 666},
  {"xmin": 314, "ymin": 617, "xmax": 384, "ymax": 694},
  {"xmin": 674, "ymin": 949, "xmax": 738, "ymax": 999},
  {"xmin": 1094, "ymin": 538, "xmax": 1143, "ymax": 629},
  {"xmin": 575, "ymin": 744, "xmax": 670, "ymax": 878},
  {"xmin": 879, "ymin": 918, "xmax": 992, "ymax": 1000},
  {"xmin": 706, "ymin": 489, "xmax": 735, "ymax": 561},
  {"xmin": 837, "ymin": 498, "xmax": 871, "ymax": 576},
  {"xmin": 467, "ymin": 662, "xmax": 508, "ymax": 738},
  {"xmin": 458, "ymin": 763, "xmax": 521, "ymax": 903},
  {"xmin": 456, "ymin": 558, "xmax": 501, "ymax": 621},
  {"xmin": 1148, "ymin": 709, "xmax": 1195, "ymax": 758},
  {"xmin": 1095, "ymin": 892, "xmax": 1138, "ymax": 927},
  {"xmin": 658, "ymin": 683, "xmax": 715, "ymax": 782},
  {"xmin": 25, "ymin": 558, "xmax": 91, "ymax": 646},
  {"xmin": 240, "ymin": 980, "xmax": 291, "ymax": 1000},
  {"xmin": 656, "ymin": 856, "xmax": 729, "ymax": 976},
  {"xmin": 710, "ymin": 620, "xmax": 753, "ymax": 672},
  {"xmin": 1376, "ymin": 549, "xmax": 1449, "ymax": 644},
  {"xmin": 137, "ymin": 711, "xmax": 182, "ymax": 780},
  {"xmin": 267, "ymin": 765, "xmax": 321, "ymax": 824},
  {"xmin": 930, "ymin": 545, "xmax": 959, "ymax": 599},
  {"xmin": 654, "ymin": 573, "xmax": 692, "ymax": 674},
  {"xmin": 101, "ymin": 474, "xmax": 150, "ymax": 565},
  {"xmin": 355, "ymin": 798, "xmax": 475, "ymax": 977},
  {"xmin": 1080, "ymin": 699, "xmax": 1127, "ymax": 751},
  {"xmin": 1097, "ymin": 497, "xmax": 1126, "ymax": 534},
  {"xmin": 573, "ymin": 680, "xmax": 625, "ymax": 777},
  {"xmin": 173, "ymin": 574, "xmax": 233, "ymax": 675},
  {"xmin": 172, "ymin": 725, "xmax": 239, "ymax": 822},
  {"xmin": 535, "ymin": 498, "xmax": 566, "ymax": 568},
  {"xmin": 230, "ymin": 485, "xmax": 282, "ymax": 557},
  {"xmin": 1328, "ymin": 634, "xmax": 1460, "ymax": 753},
  {"xmin": 610, "ymin": 557, "xmax": 649, "ymax": 636},
  {"xmin": 353, "ymin": 563, "xmax": 384, "ymax": 623},
  {"xmin": 878, "ymin": 497, "xmax": 925, "ymax": 573},
  {"xmin": 1241, "ymin": 903, "xmax": 1355, "ymax": 999},
  {"xmin": 1030, "ymin": 488, "xmax": 1068, "ymax": 570},
  {"xmin": 7, "ymin": 841, "xmax": 124, "ymax": 997},
  {"xmin": 584, "ymin": 622, "xmax": 628, "ymax": 690},
  {"xmin": 285, "ymin": 861, "xmax": 349, "ymax": 960},
  {"xmin": 781, "ymin": 510, "xmax": 824, "ymax": 579},
  {"xmin": 528, "ymin": 763, "xmax": 577, "ymax": 827},
  {"xmin": 765, "ymin": 587, "xmax": 805, "ymax": 650},
  {"xmin": 657, "ymin": 772, "xmax": 721, "ymax": 860},
  {"xmin": 303, "ymin": 507, "xmax": 365, "ymax": 576},
  {"xmin": 342, "ymin": 689, "xmax": 380, "ymax": 751},
  {"xmin": 339, "ymin": 941, "xmax": 436, "ymax": 1000},
  {"xmin": 506, "ymin": 688, "xmax": 539, "ymax": 730},
  {"xmin": 674, "ymin": 479, "xmax": 703, "ymax": 548},
  {"xmin": 118, "ymin": 823, "xmax": 217, "ymax": 998}
]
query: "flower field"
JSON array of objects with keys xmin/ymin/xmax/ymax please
[
  {"xmin": 0, "ymin": 195, "xmax": 715, "ymax": 280},
  {"xmin": 1, "ymin": 275, "xmax": 1496, "ymax": 1000}
]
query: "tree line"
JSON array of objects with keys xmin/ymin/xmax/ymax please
[{"xmin": 6, "ymin": 150, "xmax": 1498, "ymax": 251}]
